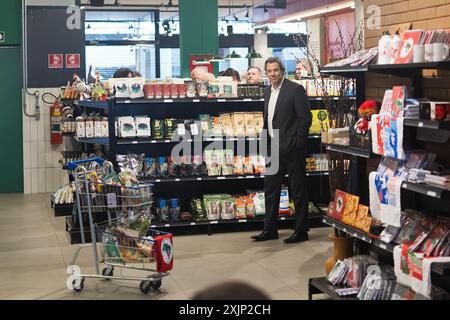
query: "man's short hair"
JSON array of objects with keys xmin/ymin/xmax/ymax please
[
  {"xmin": 247, "ymin": 66, "xmax": 261, "ymax": 73},
  {"xmin": 264, "ymin": 57, "xmax": 285, "ymax": 74}
]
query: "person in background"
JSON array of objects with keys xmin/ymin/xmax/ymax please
[
  {"xmin": 246, "ymin": 66, "xmax": 262, "ymax": 84},
  {"xmin": 222, "ymin": 67, "xmax": 241, "ymax": 82},
  {"xmin": 191, "ymin": 67, "xmax": 216, "ymax": 82},
  {"xmin": 294, "ymin": 59, "xmax": 311, "ymax": 80},
  {"xmin": 113, "ymin": 67, "xmax": 133, "ymax": 78},
  {"xmin": 251, "ymin": 57, "xmax": 312, "ymax": 244}
]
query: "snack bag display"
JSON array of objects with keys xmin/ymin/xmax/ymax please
[
  {"xmin": 331, "ymin": 190, "xmax": 347, "ymax": 221},
  {"xmin": 243, "ymin": 157, "xmax": 254, "ymax": 175},
  {"xmin": 154, "ymin": 83, "xmax": 163, "ymax": 99},
  {"xmin": 191, "ymin": 198, "xmax": 207, "ymax": 221},
  {"xmin": 129, "ymin": 78, "xmax": 145, "ymax": 99},
  {"xmin": 235, "ymin": 196, "xmax": 247, "ymax": 219},
  {"xmin": 221, "ymin": 195, "xmax": 236, "ymax": 220},
  {"xmin": 233, "ymin": 156, "xmax": 244, "ymax": 175},
  {"xmin": 162, "ymin": 83, "xmax": 171, "ymax": 99},
  {"xmin": 114, "ymin": 78, "xmax": 130, "ymax": 98},
  {"xmin": 221, "ymin": 149, "xmax": 234, "ymax": 176},
  {"xmin": 252, "ymin": 192, "xmax": 265, "ymax": 216},
  {"xmin": 233, "ymin": 113, "xmax": 246, "ymax": 136},
  {"xmin": 309, "ymin": 110, "xmax": 330, "ymax": 135},
  {"xmin": 151, "ymin": 119, "xmax": 166, "ymax": 139},
  {"xmin": 253, "ymin": 112, "xmax": 264, "ymax": 135},
  {"xmin": 244, "ymin": 113, "xmax": 256, "ymax": 137},
  {"xmin": 246, "ymin": 194, "xmax": 256, "ymax": 218},
  {"xmin": 203, "ymin": 194, "xmax": 221, "ymax": 220},
  {"xmin": 165, "ymin": 118, "xmax": 176, "ymax": 139},
  {"xmin": 342, "ymin": 194, "xmax": 360, "ymax": 226},
  {"xmin": 361, "ymin": 215, "xmax": 372, "ymax": 234},
  {"xmin": 211, "ymin": 116, "xmax": 223, "ymax": 136},
  {"xmin": 199, "ymin": 114, "xmax": 212, "ymax": 135},
  {"xmin": 220, "ymin": 113, "xmax": 234, "ymax": 137},
  {"xmin": 252, "ymin": 155, "xmax": 266, "ymax": 174},
  {"xmin": 204, "ymin": 149, "xmax": 221, "ymax": 176}
]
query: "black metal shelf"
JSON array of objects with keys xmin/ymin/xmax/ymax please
[
  {"xmin": 404, "ymin": 119, "xmax": 450, "ymax": 131},
  {"xmin": 325, "ymin": 144, "xmax": 376, "ymax": 159},
  {"xmin": 116, "ymin": 136, "xmax": 261, "ymax": 145},
  {"xmin": 115, "ymin": 97, "xmax": 265, "ymax": 104},
  {"xmin": 308, "ymin": 277, "xmax": 358, "ymax": 300},
  {"xmin": 319, "ymin": 65, "xmax": 369, "ymax": 77},
  {"xmin": 308, "ymin": 96, "xmax": 356, "ymax": 101},
  {"xmin": 143, "ymin": 171, "xmax": 329, "ymax": 183},
  {"xmin": 401, "ymin": 181, "xmax": 450, "ymax": 200},
  {"xmin": 78, "ymin": 100, "xmax": 109, "ymax": 110},
  {"xmin": 75, "ymin": 137, "xmax": 109, "ymax": 145},
  {"xmin": 322, "ymin": 215, "xmax": 374, "ymax": 243}
]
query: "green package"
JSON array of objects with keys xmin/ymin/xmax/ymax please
[
  {"xmin": 165, "ymin": 118, "xmax": 175, "ymax": 139},
  {"xmin": 191, "ymin": 198, "xmax": 207, "ymax": 221},
  {"xmin": 151, "ymin": 119, "xmax": 166, "ymax": 139}
]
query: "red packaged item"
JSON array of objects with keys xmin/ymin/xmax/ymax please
[
  {"xmin": 423, "ymin": 221, "xmax": 448, "ymax": 256},
  {"xmin": 178, "ymin": 84, "xmax": 187, "ymax": 99},
  {"xmin": 162, "ymin": 83, "xmax": 171, "ymax": 99},
  {"xmin": 330, "ymin": 190, "xmax": 347, "ymax": 221},
  {"xmin": 170, "ymin": 84, "xmax": 179, "ymax": 99},
  {"xmin": 154, "ymin": 84, "xmax": 163, "ymax": 99},
  {"xmin": 143, "ymin": 84, "xmax": 155, "ymax": 99},
  {"xmin": 154, "ymin": 234, "xmax": 174, "ymax": 272}
]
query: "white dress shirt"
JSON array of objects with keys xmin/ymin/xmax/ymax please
[{"xmin": 267, "ymin": 78, "xmax": 284, "ymax": 138}]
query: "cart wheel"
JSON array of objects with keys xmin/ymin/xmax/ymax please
[
  {"xmin": 139, "ymin": 281, "xmax": 151, "ymax": 294},
  {"xmin": 150, "ymin": 279, "xmax": 162, "ymax": 290},
  {"xmin": 72, "ymin": 277, "xmax": 84, "ymax": 292},
  {"xmin": 102, "ymin": 266, "xmax": 114, "ymax": 279}
]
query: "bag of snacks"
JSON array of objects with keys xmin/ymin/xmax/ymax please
[
  {"xmin": 235, "ymin": 196, "xmax": 247, "ymax": 219},
  {"xmin": 243, "ymin": 157, "xmax": 254, "ymax": 175},
  {"xmin": 221, "ymin": 195, "xmax": 236, "ymax": 220},
  {"xmin": 203, "ymin": 194, "xmax": 221, "ymax": 220},
  {"xmin": 191, "ymin": 198, "xmax": 207, "ymax": 221},
  {"xmin": 151, "ymin": 119, "xmax": 166, "ymax": 139}
]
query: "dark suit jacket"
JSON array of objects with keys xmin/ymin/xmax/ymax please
[{"xmin": 263, "ymin": 78, "xmax": 312, "ymax": 154}]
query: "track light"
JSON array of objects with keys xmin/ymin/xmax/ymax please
[
  {"xmin": 263, "ymin": 6, "xmax": 268, "ymax": 13},
  {"xmin": 113, "ymin": 0, "xmax": 120, "ymax": 6},
  {"xmin": 167, "ymin": 0, "xmax": 173, "ymax": 6},
  {"xmin": 234, "ymin": 15, "xmax": 239, "ymax": 21},
  {"xmin": 245, "ymin": 10, "xmax": 249, "ymax": 18}
]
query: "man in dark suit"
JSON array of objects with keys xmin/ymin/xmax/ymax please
[{"xmin": 251, "ymin": 57, "xmax": 312, "ymax": 243}]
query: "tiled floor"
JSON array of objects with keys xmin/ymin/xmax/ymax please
[{"xmin": 0, "ymin": 193, "xmax": 333, "ymax": 300}]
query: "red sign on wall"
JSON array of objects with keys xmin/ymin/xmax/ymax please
[
  {"xmin": 66, "ymin": 54, "xmax": 80, "ymax": 69},
  {"xmin": 48, "ymin": 54, "xmax": 63, "ymax": 69}
]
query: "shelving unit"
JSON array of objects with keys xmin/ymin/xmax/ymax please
[{"xmin": 311, "ymin": 61, "xmax": 450, "ymax": 300}]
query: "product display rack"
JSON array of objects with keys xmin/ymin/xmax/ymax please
[
  {"xmin": 309, "ymin": 62, "xmax": 450, "ymax": 300},
  {"xmin": 68, "ymin": 96, "xmax": 332, "ymax": 236}
]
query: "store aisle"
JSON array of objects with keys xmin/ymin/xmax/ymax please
[{"xmin": 0, "ymin": 193, "xmax": 333, "ymax": 300}]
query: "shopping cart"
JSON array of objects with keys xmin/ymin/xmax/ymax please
[{"xmin": 65, "ymin": 158, "xmax": 173, "ymax": 294}]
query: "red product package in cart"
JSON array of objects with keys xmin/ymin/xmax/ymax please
[{"xmin": 154, "ymin": 234, "xmax": 174, "ymax": 272}]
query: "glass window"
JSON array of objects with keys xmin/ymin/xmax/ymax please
[
  {"xmin": 218, "ymin": 47, "xmax": 249, "ymax": 77},
  {"xmin": 270, "ymin": 47, "xmax": 307, "ymax": 75},
  {"xmin": 160, "ymin": 48, "xmax": 181, "ymax": 79}
]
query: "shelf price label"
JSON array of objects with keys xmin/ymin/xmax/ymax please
[
  {"xmin": 238, "ymin": 219, "xmax": 247, "ymax": 223},
  {"xmin": 164, "ymin": 99, "xmax": 174, "ymax": 103},
  {"xmin": 131, "ymin": 141, "xmax": 138, "ymax": 144},
  {"xmin": 418, "ymin": 122, "xmax": 424, "ymax": 128},
  {"xmin": 427, "ymin": 190, "xmax": 438, "ymax": 198},
  {"xmin": 175, "ymin": 178, "xmax": 180, "ymax": 182},
  {"xmin": 210, "ymin": 221, "xmax": 219, "ymax": 224},
  {"xmin": 164, "ymin": 224, "xmax": 170, "ymax": 227},
  {"xmin": 243, "ymin": 98, "xmax": 252, "ymax": 101},
  {"xmin": 156, "ymin": 179, "xmax": 161, "ymax": 182},
  {"xmin": 378, "ymin": 243, "xmax": 387, "ymax": 250},
  {"xmin": 246, "ymin": 175, "xmax": 255, "ymax": 179},
  {"xmin": 217, "ymin": 99, "xmax": 226, "ymax": 102},
  {"xmin": 217, "ymin": 176, "xmax": 226, "ymax": 180},
  {"xmin": 193, "ymin": 99, "xmax": 200, "ymax": 103},
  {"xmin": 190, "ymin": 222, "xmax": 196, "ymax": 225},
  {"xmin": 197, "ymin": 178, "xmax": 202, "ymax": 181},
  {"xmin": 280, "ymin": 217, "xmax": 286, "ymax": 221}
]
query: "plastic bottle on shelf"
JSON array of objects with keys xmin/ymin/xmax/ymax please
[
  {"xmin": 378, "ymin": 31, "xmax": 391, "ymax": 65},
  {"xmin": 390, "ymin": 31, "xmax": 402, "ymax": 64}
]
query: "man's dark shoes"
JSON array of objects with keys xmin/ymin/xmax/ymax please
[
  {"xmin": 251, "ymin": 231, "xmax": 279, "ymax": 242},
  {"xmin": 284, "ymin": 231, "xmax": 309, "ymax": 244}
]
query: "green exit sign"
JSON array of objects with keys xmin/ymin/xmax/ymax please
[{"xmin": 0, "ymin": 32, "xmax": 5, "ymax": 42}]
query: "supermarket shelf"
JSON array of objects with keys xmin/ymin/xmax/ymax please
[
  {"xmin": 142, "ymin": 172, "xmax": 329, "ymax": 183},
  {"xmin": 308, "ymin": 277, "xmax": 358, "ymax": 300},
  {"xmin": 404, "ymin": 119, "xmax": 450, "ymax": 131},
  {"xmin": 150, "ymin": 216, "xmax": 296, "ymax": 228},
  {"xmin": 75, "ymin": 137, "xmax": 109, "ymax": 145},
  {"xmin": 116, "ymin": 137, "xmax": 261, "ymax": 145},
  {"xmin": 115, "ymin": 97, "xmax": 265, "ymax": 104},
  {"xmin": 319, "ymin": 65, "xmax": 369, "ymax": 77},
  {"xmin": 401, "ymin": 181, "xmax": 450, "ymax": 200},
  {"xmin": 77, "ymin": 100, "xmax": 109, "ymax": 110},
  {"xmin": 325, "ymin": 144, "xmax": 374, "ymax": 159},
  {"xmin": 369, "ymin": 61, "xmax": 450, "ymax": 76},
  {"xmin": 308, "ymin": 96, "xmax": 356, "ymax": 101}
]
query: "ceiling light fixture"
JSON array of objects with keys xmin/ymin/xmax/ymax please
[
  {"xmin": 245, "ymin": 10, "xmax": 249, "ymax": 18},
  {"xmin": 234, "ymin": 15, "xmax": 239, "ymax": 21},
  {"xmin": 225, "ymin": 50, "xmax": 242, "ymax": 59},
  {"xmin": 263, "ymin": 6, "xmax": 268, "ymax": 13},
  {"xmin": 245, "ymin": 49, "xmax": 262, "ymax": 59},
  {"xmin": 276, "ymin": 1, "xmax": 355, "ymax": 23},
  {"xmin": 209, "ymin": 54, "xmax": 225, "ymax": 62}
]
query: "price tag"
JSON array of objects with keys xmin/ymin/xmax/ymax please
[
  {"xmin": 281, "ymin": 217, "xmax": 286, "ymax": 221},
  {"xmin": 151, "ymin": 140, "xmax": 157, "ymax": 143},
  {"xmin": 238, "ymin": 176, "xmax": 244, "ymax": 179},
  {"xmin": 190, "ymin": 124, "xmax": 199, "ymax": 136},
  {"xmin": 427, "ymin": 190, "xmax": 438, "ymax": 198},
  {"xmin": 175, "ymin": 178, "xmax": 180, "ymax": 182},
  {"xmin": 165, "ymin": 224, "xmax": 170, "ymax": 227},
  {"xmin": 246, "ymin": 175, "xmax": 255, "ymax": 179},
  {"xmin": 210, "ymin": 221, "xmax": 219, "ymax": 224},
  {"xmin": 164, "ymin": 99, "xmax": 173, "ymax": 103},
  {"xmin": 247, "ymin": 137, "xmax": 255, "ymax": 141},
  {"xmin": 177, "ymin": 124, "xmax": 186, "ymax": 136},
  {"xmin": 156, "ymin": 179, "xmax": 161, "ymax": 182},
  {"xmin": 124, "ymin": 100, "xmax": 131, "ymax": 104},
  {"xmin": 418, "ymin": 122, "xmax": 424, "ymax": 128},
  {"xmin": 217, "ymin": 99, "xmax": 226, "ymax": 102},
  {"xmin": 343, "ymin": 228, "xmax": 347, "ymax": 233},
  {"xmin": 197, "ymin": 177, "xmax": 202, "ymax": 181},
  {"xmin": 193, "ymin": 99, "xmax": 200, "ymax": 103},
  {"xmin": 150, "ymin": 225, "xmax": 156, "ymax": 228},
  {"xmin": 190, "ymin": 222, "xmax": 196, "ymax": 225},
  {"xmin": 132, "ymin": 141, "xmax": 138, "ymax": 144},
  {"xmin": 217, "ymin": 176, "xmax": 226, "ymax": 180},
  {"xmin": 238, "ymin": 219, "xmax": 247, "ymax": 223},
  {"xmin": 332, "ymin": 223, "xmax": 336, "ymax": 228},
  {"xmin": 379, "ymin": 243, "xmax": 387, "ymax": 250},
  {"xmin": 243, "ymin": 98, "xmax": 252, "ymax": 101}
]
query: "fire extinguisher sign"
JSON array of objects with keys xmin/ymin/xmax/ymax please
[
  {"xmin": 66, "ymin": 54, "xmax": 80, "ymax": 69},
  {"xmin": 48, "ymin": 54, "xmax": 63, "ymax": 69}
]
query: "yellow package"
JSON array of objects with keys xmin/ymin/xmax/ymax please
[
  {"xmin": 309, "ymin": 109, "xmax": 330, "ymax": 135},
  {"xmin": 233, "ymin": 112, "xmax": 246, "ymax": 137},
  {"xmin": 244, "ymin": 113, "xmax": 256, "ymax": 137},
  {"xmin": 361, "ymin": 215, "xmax": 372, "ymax": 234},
  {"xmin": 342, "ymin": 194, "xmax": 359, "ymax": 227},
  {"xmin": 253, "ymin": 112, "xmax": 264, "ymax": 135},
  {"xmin": 219, "ymin": 113, "xmax": 234, "ymax": 137},
  {"xmin": 355, "ymin": 205, "xmax": 369, "ymax": 230}
]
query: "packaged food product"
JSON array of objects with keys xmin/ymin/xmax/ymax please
[
  {"xmin": 208, "ymin": 81, "xmax": 220, "ymax": 97},
  {"xmin": 331, "ymin": 190, "xmax": 347, "ymax": 221},
  {"xmin": 129, "ymin": 78, "xmax": 145, "ymax": 99},
  {"xmin": 169, "ymin": 198, "xmax": 181, "ymax": 221},
  {"xmin": 143, "ymin": 157, "xmax": 157, "ymax": 178},
  {"xmin": 170, "ymin": 83, "xmax": 179, "ymax": 99},
  {"xmin": 76, "ymin": 116, "xmax": 85, "ymax": 138},
  {"xmin": 185, "ymin": 81, "xmax": 196, "ymax": 98},
  {"xmin": 423, "ymin": 221, "xmax": 448, "ymax": 257},
  {"xmin": 244, "ymin": 113, "xmax": 256, "ymax": 137},
  {"xmin": 204, "ymin": 150, "xmax": 221, "ymax": 176},
  {"xmin": 143, "ymin": 83, "xmax": 155, "ymax": 99},
  {"xmin": 162, "ymin": 83, "xmax": 171, "ymax": 99},
  {"xmin": 361, "ymin": 215, "xmax": 372, "ymax": 233},
  {"xmin": 135, "ymin": 116, "xmax": 151, "ymax": 137},
  {"xmin": 178, "ymin": 84, "xmax": 187, "ymax": 99},
  {"xmin": 211, "ymin": 116, "xmax": 223, "ymax": 135},
  {"xmin": 221, "ymin": 149, "xmax": 234, "ymax": 175},
  {"xmin": 151, "ymin": 119, "xmax": 166, "ymax": 139},
  {"xmin": 235, "ymin": 196, "xmax": 247, "ymax": 219},
  {"xmin": 221, "ymin": 195, "xmax": 236, "ymax": 220},
  {"xmin": 252, "ymin": 192, "xmax": 265, "ymax": 216},
  {"xmin": 203, "ymin": 194, "xmax": 221, "ymax": 220},
  {"xmin": 246, "ymin": 195, "xmax": 255, "ymax": 218},
  {"xmin": 114, "ymin": 78, "xmax": 130, "ymax": 98},
  {"xmin": 279, "ymin": 187, "xmax": 290, "ymax": 215},
  {"xmin": 233, "ymin": 156, "xmax": 244, "ymax": 175},
  {"xmin": 168, "ymin": 156, "xmax": 180, "ymax": 177},
  {"xmin": 220, "ymin": 113, "xmax": 234, "ymax": 137},
  {"xmin": 196, "ymin": 80, "xmax": 209, "ymax": 98},
  {"xmin": 192, "ymin": 155, "xmax": 207, "ymax": 176},
  {"xmin": 253, "ymin": 112, "xmax": 264, "ymax": 135},
  {"xmin": 85, "ymin": 116, "xmax": 94, "ymax": 138},
  {"xmin": 233, "ymin": 112, "xmax": 246, "ymax": 136},
  {"xmin": 179, "ymin": 155, "xmax": 192, "ymax": 177},
  {"xmin": 157, "ymin": 157, "xmax": 169, "ymax": 177},
  {"xmin": 342, "ymin": 194, "xmax": 360, "ymax": 226},
  {"xmin": 157, "ymin": 199, "xmax": 170, "ymax": 222},
  {"xmin": 165, "ymin": 118, "xmax": 176, "ymax": 139},
  {"xmin": 355, "ymin": 205, "xmax": 369, "ymax": 230},
  {"xmin": 243, "ymin": 157, "xmax": 254, "ymax": 175},
  {"xmin": 154, "ymin": 83, "xmax": 163, "ymax": 99},
  {"xmin": 191, "ymin": 198, "xmax": 207, "ymax": 221},
  {"xmin": 199, "ymin": 114, "xmax": 212, "ymax": 135},
  {"xmin": 252, "ymin": 155, "xmax": 266, "ymax": 174}
]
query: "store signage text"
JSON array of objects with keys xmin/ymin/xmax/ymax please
[{"xmin": 66, "ymin": 5, "xmax": 81, "ymax": 30}]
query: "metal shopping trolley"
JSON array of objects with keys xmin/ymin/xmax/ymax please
[{"xmin": 65, "ymin": 158, "xmax": 173, "ymax": 294}]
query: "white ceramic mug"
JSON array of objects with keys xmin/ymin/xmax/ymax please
[
  {"xmin": 432, "ymin": 43, "xmax": 450, "ymax": 62},
  {"xmin": 425, "ymin": 44, "xmax": 434, "ymax": 62},
  {"xmin": 413, "ymin": 45, "xmax": 425, "ymax": 63}
]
